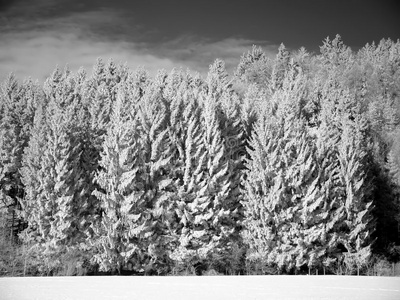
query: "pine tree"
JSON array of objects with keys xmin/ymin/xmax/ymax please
[
  {"xmin": 168, "ymin": 88, "xmax": 209, "ymax": 269},
  {"xmin": 313, "ymin": 115, "xmax": 344, "ymax": 272},
  {"xmin": 235, "ymin": 45, "xmax": 271, "ymax": 86},
  {"xmin": 0, "ymin": 75, "xmax": 23, "ymax": 241},
  {"xmin": 80, "ymin": 62, "xmax": 137, "ymax": 246},
  {"xmin": 319, "ymin": 35, "xmax": 353, "ymax": 69},
  {"xmin": 197, "ymin": 91, "xmax": 237, "ymax": 265},
  {"xmin": 241, "ymin": 108, "xmax": 280, "ymax": 271},
  {"xmin": 240, "ymin": 84, "xmax": 269, "ymax": 139},
  {"xmin": 163, "ymin": 68, "xmax": 188, "ymax": 103},
  {"xmin": 388, "ymin": 133, "xmax": 400, "ymax": 187},
  {"xmin": 0, "ymin": 75, "xmax": 39, "ymax": 243},
  {"xmin": 162, "ymin": 62, "xmax": 244, "ymax": 273},
  {"xmin": 242, "ymin": 65, "xmax": 322, "ymax": 273},
  {"xmin": 91, "ymin": 91, "xmax": 150, "ymax": 273},
  {"xmin": 0, "ymin": 37, "xmax": 397, "ymax": 275},
  {"xmin": 317, "ymin": 34, "xmax": 354, "ymax": 87},
  {"xmin": 337, "ymin": 115, "xmax": 374, "ymax": 272},
  {"xmin": 20, "ymin": 68, "xmax": 92, "ymax": 258},
  {"xmin": 270, "ymin": 43, "xmax": 291, "ymax": 93},
  {"xmin": 314, "ymin": 78, "xmax": 375, "ymax": 273},
  {"xmin": 134, "ymin": 82, "xmax": 175, "ymax": 273},
  {"xmin": 207, "ymin": 60, "xmax": 247, "ymax": 270},
  {"xmin": 243, "ymin": 67, "xmax": 290, "ymax": 268},
  {"xmin": 45, "ymin": 101, "xmax": 85, "ymax": 247},
  {"xmin": 0, "ymin": 105, "xmax": 24, "ymax": 243},
  {"xmin": 20, "ymin": 104, "xmax": 50, "ymax": 242}
]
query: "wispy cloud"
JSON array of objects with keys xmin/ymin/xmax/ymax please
[
  {"xmin": 0, "ymin": 27, "xmax": 177, "ymax": 82},
  {"xmin": 153, "ymin": 36, "xmax": 278, "ymax": 74},
  {"xmin": 0, "ymin": 8, "xmax": 278, "ymax": 82}
]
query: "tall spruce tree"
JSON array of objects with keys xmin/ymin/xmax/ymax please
[
  {"xmin": 134, "ymin": 82, "xmax": 175, "ymax": 273},
  {"xmin": 0, "ymin": 75, "xmax": 24, "ymax": 242},
  {"xmin": 235, "ymin": 45, "xmax": 272, "ymax": 87},
  {"xmin": 168, "ymin": 88, "xmax": 209, "ymax": 269},
  {"xmin": 91, "ymin": 89, "xmax": 155, "ymax": 273},
  {"xmin": 242, "ymin": 65, "xmax": 323, "ymax": 272},
  {"xmin": 314, "ymin": 78, "xmax": 375, "ymax": 273},
  {"xmin": 0, "ymin": 75, "xmax": 41, "ymax": 243},
  {"xmin": 20, "ymin": 69, "xmax": 87, "ymax": 252}
]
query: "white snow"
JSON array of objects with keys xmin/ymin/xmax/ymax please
[{"xmin": 0, "ymin": 275, "xmax": 399, "ymax": 300}]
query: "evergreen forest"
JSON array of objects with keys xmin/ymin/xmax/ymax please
[{"xmin": 1, "ymin": 35, "xmax": 400, "ymax": 276}]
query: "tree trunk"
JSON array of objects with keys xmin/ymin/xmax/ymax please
[
  {"xmin": 23, "ymin": 245, "xmax": 27, "ymax": 277},
  {"xmin": 10, "ymin": 207, "xmax": 15, "ymax": 245}
]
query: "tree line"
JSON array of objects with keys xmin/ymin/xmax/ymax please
[{"xmin": 0, "ymin": 35, "xmax": 399, "ymax": 276}]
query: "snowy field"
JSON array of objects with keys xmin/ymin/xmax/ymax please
[{"xmin": 1, "ymin": 275, "xmax": 399, "ymax": 300}]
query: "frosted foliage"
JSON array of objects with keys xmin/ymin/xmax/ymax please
[{"xmin": 1, "ymin": 37, "xmax": 399, "ymax": 276}]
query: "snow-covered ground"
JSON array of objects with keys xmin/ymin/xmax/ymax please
[{"xmin": 1, "ymin": 275, "xmax": 399, "ymax": 300}]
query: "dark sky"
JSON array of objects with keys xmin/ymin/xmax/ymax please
[{"xmin": 0, "ymin": 0, "xmax": 399, "ymax": 81}]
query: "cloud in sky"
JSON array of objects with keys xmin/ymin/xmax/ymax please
[
  {"xmin": 154, "ymin": 36, "xmax": 278, "ymax": 74},
  {"xmin": 0, "ymin": 7, "xmax": 278, "ymax": 83},
  {"xmin": 0, "ymin": 27, "xmax": 177, "ymax": 82}
]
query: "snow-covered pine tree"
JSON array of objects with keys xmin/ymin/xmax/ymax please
[
  {"xmin": 0, "ymin": 77, "xmax": 37, "ymax": 242},
  {"xmin": 270, "ymin": 43, "xmax": 291, "ymax": 93},
  {"xmin": 0, "ymin": 75, "xmax": 41, "ymax": 238},
  {"xmin": 309, "ymin": 78, "xmax": 345, "ymax": 271},
  {"xmin": 241, "ymin": 103, "xmax": 272, "ymax": 247},
  {"xmin": 314, "ymin": 78, "xmax": 375, "ymax": 273},
  {"xmin": 235, "ymin": 45, "xmax": 272, "ymax": 87},
  {"xmin": 171, "ymin": 90, "xmax": 233, "ymax": 272},
  {"xmin": 0, "ymin": 75, "xmax": 25, "ymax": 242},
  {"xmin": 81, "ymin": 73, "xmax": 114, "ymax": 209},
  {"xmin": 312, "ymin": 125, "xmax": 342, "ymax": 272},
  {"xmin": 79, "ymin": 62, "xmax": 137, "ymax": 244},
  {"xmin": 85, "ymin": 59, "xmax": 131, "ymax": 149},
  {"xmin": 163, "ymin": 68, "xmax": 187, "ymax": 103},
  {"xmin": 20, "ymin": 103, "xmax": 50, "ymax": 243},
  {"xmin": 354, "ymin": 39, "xmax": 400, "ymax": 257},
  {"xmin": 319, "ymin": 35, "xmax": 353, "ymax": 68},
  {"xmin": 0, "ymin": 90, "xmax": 23, "ymax": 244},
  {"xmin": 165, "ymin": 67, "xmax": 236, "ymax": 272},
  {"xmin": 337, "ymin": 112, "xmax": 374, "ymax": 272},
  {"xmin": 83, "ymin": 59, "xmax": 132, "ymax": 149},
  {"xmin": 218, "ymin": 92, "xmax": 245, "ymax": 207},
  {"xmin": 317, "ymin": 34, "xmax": 354, "ymax": 86},
  {"xmin": 387, "ymin": 134, "xmax": 400, "ymax": 187},
  {"xmin": 66, "ymin": 68, "xmax": 100, "ymax": 234},
  {"xmin": 133, "ymin": 81, "xmax": 176, "ymax": 273},
  {"xmin": 242, "ymin": 64, "xmax": 326, "ymax": 273},
  {"xmin": 0, "ymin": 113, "xmax": 22, "ymax": 228},
  {"xmin": 92, "ymin": 90, "xmax": 152, "ymax": 273},
  {"xmin": 46, "ymin": 67, "xmax": 97, "ymax": 247},
  {"xmin": 291, "ymin": 130, "xmax": 327, "ymax": 273},
  {"xmin": 168, "ymin": 86, "xmax": 209, "ymax": 271},
  {"xmin": 17, "ymin": 70, "xmax": 90, "ymax": 275},
  {"xmin": 240, "ymin": 84, "xmax": 269, "ymax": 140},
  {"xmin": 44, "ymin": 100, "xmax": 85, "ymax": 247},
  {"xmin": 89, "ymin": 58, "xmax": 129, "ymax": 92},
  {"xmin": 278, "ymin": 67, "xmax": 328, "ymax": 272},
  {"xmin": 206, "ymin": 60, "xmax": 246, "ymax": 271},
  {"xmin": 205, "ymin": 59, "xmax": 231, "ymax": 97},
  {"xmin": 20, "ymin": 70, "xmax": 86, "ymax": 251},
  {"xmin": 292, "ymin": 47, "xmax": 311, "ymax": 73}
]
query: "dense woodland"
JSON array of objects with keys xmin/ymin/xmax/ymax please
[{"xmin": 1, "ymin": 35, "xmax": 400, "ymax": 276}]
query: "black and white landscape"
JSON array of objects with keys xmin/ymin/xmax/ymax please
[{"xmin": 0, "ymin": 1, "xmax": 400, "ymax": 299}]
